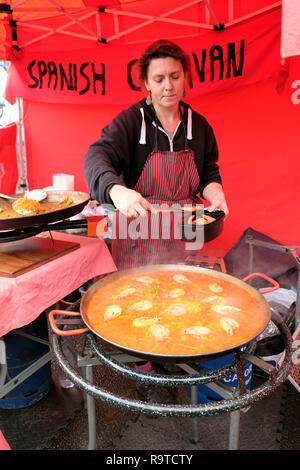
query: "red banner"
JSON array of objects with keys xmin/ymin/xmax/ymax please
[{"xmin": 5, "ymin": 9, "xmax": 281, "ymax": 104}]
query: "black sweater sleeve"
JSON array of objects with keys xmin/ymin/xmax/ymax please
[
  {"xmin": 198, "ymin": 122, "xmax": 222, "ymax": 197},
  {"xmin": 83, "ymin": 109, "xmax": 134, "ymax": 205}
]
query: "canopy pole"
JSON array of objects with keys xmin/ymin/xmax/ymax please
[
  {"xmin": 17, "ymin": 9, "xmax": 101, "ymax": 48},
  {"xmin": 226, "ymin": 2, "xmax": 281, "ymax": 27},
  {"xmin": 47, "ymin": 0, "xmax": 98, "ymax": 38},
  {"xmin": 16, "ymin": 97, "xmax": 28, "ymax": 193},
  {"xmin": 202, "ymin": 0, "xmax": 220, "ymax": 28},
  {"xmin": 228, "ymin": 0, "xmax": 235, "ymax": 22}
]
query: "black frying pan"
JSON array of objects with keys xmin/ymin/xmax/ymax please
[
  {"xmin": 0, "ymin": 190, "xmax": 90, "ymax": 230},
  {"xmin": 49, "ymin": 264, "xmax": 277, "ymax": 363}
]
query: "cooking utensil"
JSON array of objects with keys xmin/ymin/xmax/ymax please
[
  {"xmin": 117, "ymin": 207, "xmax": 201, "ymax": 217},
  {"xmin": 0, "ymin": 190, "xmax": 90, "ymax": 230},
  {"xmin": 156, "ymin": 206, "xmax": 201, "ymax": 213},
  {"xmin": 49, "ymin": 265, "xmax": 278, "ymax": 363},
  {"xmin": 0, "ymin": 189, "xmax": 48, "ymax": 202},
  {"xmin": 0, "ymin": 192, "xmax": 20, "ymax": 200},
  {"xmin": 24, "ymin": 189, "xmax": 48, "ymax": 202}
]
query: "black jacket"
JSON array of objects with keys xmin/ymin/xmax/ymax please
[{"xmin": 83, "ymin": 99, "xmax": 222, "ymax": 206}]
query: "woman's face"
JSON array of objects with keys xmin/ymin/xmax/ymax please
[{"xmin": 145, "ymin": 57, "xmax": 186, "ymax": 112}]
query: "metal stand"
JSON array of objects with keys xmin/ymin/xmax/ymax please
[
  {"xmin": 178, "ymin": 362, "xmax": 244, "ymax": 449},
  {"xmin": 76, "ymin": 353, "xmax": 246, "ymax": 450},
  {"xmin": 81, "ymin": 364, "xmax": 96, "ymax": 450},
  {"xmin": 51, "ymin": 311, "xmax": 293, "ymax": 450}
]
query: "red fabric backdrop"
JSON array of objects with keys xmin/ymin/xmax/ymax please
[
  {"xmin": 5, "ymin": 9, "xmax": 281, "ymax": 105},
  {"xmin": 1, "ymin": 1, "xmax": 299, "ymax": 257},
  {"xmin": 23, "ymin": 55, "xmax": 300, "ymax": 257}
]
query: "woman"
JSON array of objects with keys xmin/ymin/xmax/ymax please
[
  {"xmin": 84, "ymin": 39, "xmax": 228, "ymax": 270},
  {"xmin": 84, "ymin": 40, "xmax": 229, "ymax": 395}
]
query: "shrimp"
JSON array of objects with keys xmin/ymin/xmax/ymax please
[
  {"xmin": 162, "ymin": 303, "xmax": 187, "ymax": 316},
  {"xmin": 104, "ymin": 304, "xmax": 122, "ymax": 320},
  {"xmin": 166, "ymin": 288, "xmax": 185, "ymax": 299},
  {"xmin": 133, "ymin": 276, "xmax": 154, "ymax": 285},
  {"xmin": 220, "ymin": 317, "xmax": 239, "ymax": 335},
  {"xmin": 211, "ymin": 304, "xmax": 241, "ymax": 315},
  {"xmin": 149, "ymin": 324, "xmax": 170, "ymax": 340},
  {"xmin": 130, "ymin": 300, "xmax": 153, "ymax": 311},
  {"xmin": 132, "ymin": 317, "xmax": 160, "ymax": 327},
  {"xmin": 182, "ymin": 326, "xmax": 211, "ymax": 336},
  {"xmin": 116, "ymin": 287, "xmax": 136, "ymax": 298},
  {"xmin": 209, "ymin": 282, "xmax": 223, "ymax": 293},
  {"xmin": 173, "ymin": 274, "xmax": 191, "ymax": 283}
]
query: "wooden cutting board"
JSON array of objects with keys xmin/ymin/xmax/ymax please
[{"xmin": 0, "ymin": 236, "xmax": 80, "ymax": 277}]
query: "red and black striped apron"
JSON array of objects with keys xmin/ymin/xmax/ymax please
[{"xmin": 111, "ymin": 131, "xmax": 201, "ymax": 270}]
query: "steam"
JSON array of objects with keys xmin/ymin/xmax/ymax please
[{"xmin": 97, "ymin": 202, "xmax": 204, "ymax": 268}]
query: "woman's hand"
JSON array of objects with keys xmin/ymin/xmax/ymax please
[
  {"xmin": 109, "ymin": 185, "xmax": 156, "ymax": 217},
  {"xmin": 202, "ymin": 182, "xmax": 229, "ymax": 217}
]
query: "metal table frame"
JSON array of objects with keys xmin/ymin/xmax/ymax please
[
  {"xmin": 246, "ymin": 237, "xmax": 300, "ymax": 327},
  {"xmin": 0, "ymin": 231, "xmax": 115, "ymax": 413},
  {"xmin": 0, "ymin": 327, "xmax": 52, "ymax": 403}
]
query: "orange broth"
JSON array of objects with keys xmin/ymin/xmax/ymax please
[{"xmin": 85, "ymin": 270, "xmax": 268, "ymax": 356}]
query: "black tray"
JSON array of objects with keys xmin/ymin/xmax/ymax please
[{"xmin": 180, "ymin": 209, "xmax": 225, "ymax": 243}]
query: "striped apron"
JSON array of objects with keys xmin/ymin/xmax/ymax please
[{"xmin": 111, "ymin": 127, "xmax": 201, "ymax": 270}]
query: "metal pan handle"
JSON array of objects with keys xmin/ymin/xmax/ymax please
[
  {"xmin": 59, "ymin": 299, "xmax": 72, "ymax": 306},
  {"xmin": 48, "ymin": 309, "xmax": 88, "ymax": 336},
  {"xmin": 242, "ymin": 272, "xmax": 279, "ymax": 293}
]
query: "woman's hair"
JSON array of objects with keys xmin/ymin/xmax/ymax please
[{"xmin": 138, "ymin": 39, "xmax": 191, "ymax": 82}]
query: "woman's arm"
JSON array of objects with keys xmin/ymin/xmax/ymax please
[
  {"xmin": 83, "ymin": 110, "xmax": 134, "ymax": 205},
  {"xmin": 202, "ymin": 182, "xmax": 229, "ymax": 216},
  {"xmin": 109, "ymin": 184, "xmax": 155, "ymax": 217}
]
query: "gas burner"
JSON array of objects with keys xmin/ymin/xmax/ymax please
[
  {"xmin": 51, "ymin": 310, "xmax": 293, "ymax": 417},
  {"xmin": 184, "ymin": 254, "xmax": 226, "ymax": 272}
]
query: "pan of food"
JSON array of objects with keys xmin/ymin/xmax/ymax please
[
  {"xmin": 0, "ymin": 190, "xmax": 90, "ymax": 230},
  {"xmin": 49, "ymin": 264, "xmax": 279, "ymax": 362},
  {"xmin": 180, "ymin": 209, "xmax": 225, "ymax": 243}
]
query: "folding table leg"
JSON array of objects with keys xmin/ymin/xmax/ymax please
[
  {"xmin": 81, "ymin": 365, "xmax": 97, "ymax": 450},
  {"xmin": 228, "ymin": 409, "xmax": 240, "ymax": 450},
  {"xmin": 0, "ymin": 338, "xmax": 7, "ymax": 390}
]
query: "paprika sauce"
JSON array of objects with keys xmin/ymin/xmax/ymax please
[{"xmin": 85, "ymin": 270, "xmax": 268, "ymax": 357}]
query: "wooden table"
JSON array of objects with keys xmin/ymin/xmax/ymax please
[{"xmin": 0, "ymin": 232, "xmax": 116, "ymax": 337}]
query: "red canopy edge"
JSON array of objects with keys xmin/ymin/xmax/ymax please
[
  {"xmin": 0, "ymin": 1, "xmax": 299, "ymax": 257},
  {"xmin": 0, "ymin": 1, "xmax": 282, "ymax": 60},
  {"xmin": 4, "ymin": 7, "xmax": 282, "ymax": 105}
]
